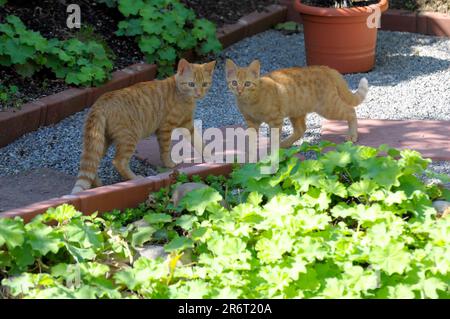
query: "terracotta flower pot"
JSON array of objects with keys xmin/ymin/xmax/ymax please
[{"xmin": 294, "ymin": 0, "xmax": 389, "ymax": 73}]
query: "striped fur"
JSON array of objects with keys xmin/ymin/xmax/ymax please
[
  {"xmin": 71, "ymin": 59, "xmax": 216, "ymax": 194},
  {"xmin": 225, "ymin": 60, "xmax": 369, "ymax": 146}
]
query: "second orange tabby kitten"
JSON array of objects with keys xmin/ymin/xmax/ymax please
[
  {"xmin": 71, "ymin": 59, "xmax": 215, "ymax": 194},
  {"xmin": 225, "ymin": 59, "xmax": 369, "ymax": 147}
]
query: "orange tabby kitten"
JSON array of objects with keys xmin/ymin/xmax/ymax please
[
  {"xmin": 71, "ymin": 59, "xmax": 216, "ymax": 194},
  {"xmin": 225, "ymin": 59, "xmax": 368, "ymax": 147}
]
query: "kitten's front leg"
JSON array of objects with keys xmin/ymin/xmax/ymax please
[
  {"xmin": 156, "ymin": 129, "xmax": 177, "ymax": 168},
  {"xmin": 181, "ymin": 120, "xmax": 205, "ymax": 159},
  {"xmin": 267, "ymin": 118, "xmax": 284, "ymax": 149},
  {"xmin": 280, "ymin": 116, "xmax": 306, "ymax": 148},
  {"xmin": 243, "ymin": 116, "xmax": 261, "ymax": 162}
]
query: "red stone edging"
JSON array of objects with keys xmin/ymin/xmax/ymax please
[
  {"xmin": 217, "ymin": 4, "xmax": 287, "ymax": 47},
  {"xmin": 381, "ymin": 10, "xmax": 450, "ymax": 36},
  {"xmin": 280, "ymin": 0, "xmax": 450, "ymax": 37},
  {"xmin": 0, "ymin": 163, "xmax": 233, "ymax": 222}
]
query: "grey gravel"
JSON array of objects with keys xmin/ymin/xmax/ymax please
[{"xmin": 0, "ymin": 29, "xmax": 449, "ymax": 184}]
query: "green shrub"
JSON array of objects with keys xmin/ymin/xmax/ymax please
[
  {"xmin": 1, "ymin": 142, "xmax": 449, "ymax": 298},
  {"xmin": 114, "ymin": 0, "xmax": 222, "ymax": 76},
  {"xmin": 0, "ymin": 15, "xmax": 113, "ymax": 86}
]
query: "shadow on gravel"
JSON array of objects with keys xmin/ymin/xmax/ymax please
[{"xmin": 368, "ymin": 32, "xmax": 450, "ymax": 86}]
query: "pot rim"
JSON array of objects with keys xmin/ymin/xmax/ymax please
[{"xmin": 294, "ymin": 0, "xmax": 389, "ymax": 17}]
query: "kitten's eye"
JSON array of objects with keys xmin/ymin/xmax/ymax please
[
  {"xmin": 231, "ymin": 80, "xmax": 238, "ymax": 86},
  {"xmin": 202, "ymin": 82, "xmax": 209, "ymax": 87},
  {"xmin": 188, "ymin": 82, "xmax": 195, "ymax": 87},
  {"xmin": 244, "ymin": 81, "xmax": 251, "ymax": 87}
]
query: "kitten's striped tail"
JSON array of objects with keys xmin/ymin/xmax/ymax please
[
  {"xmin": 332, "ymin": 71, "xmax": 369, "ymax": 107},
  {"xmin": 71, "ymin": 109, "xmax": 106, "ymax": 194}
]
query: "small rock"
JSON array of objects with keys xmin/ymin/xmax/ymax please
[
  {"xmin": 135, "ymin": 244, "xmax": 192, "ymax": 265},
  {"xmin": 135, "ymin": 245, "xmax": 167, "ymax": 260},
  {"xmin": 171, "ymin": 182, "xmax": 209, "ymax": 207},
  {"xmin": 131, "ymin": 218, "xmax": 149, "ymax": 228},
  {"xmin": 433, "ymin": 201, "xmax": 450, "ymax": 218},
  {"xmin": 172, "ymin": 182, "xmax": 229, "ymax": 209}
]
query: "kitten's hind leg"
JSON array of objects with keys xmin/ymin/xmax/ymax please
[
  {"xmin": 92, "ymin": 175, "xmax": 103, "ymax": 187},
  {"xmin": 92, "ymin": 140, "xmax": 110, "ymax": 187},
  {"xmin": 344, "ymin": 108, "xmax": 358, "ymax": 142},
  {"xmin": 280, "ymin": 116, "xmax": 306, "ymax": 148},
  {"xmin": 318, "ymin": 100, "xmax": 358, "ymax": 143},
  {"xmin": 113, "ymin": 139, "xmax": 142, "ymax": 180}
]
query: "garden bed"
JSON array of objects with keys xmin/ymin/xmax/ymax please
[{"xmin": 1, "ymin": 143, "xmax": 449, "ymax": 299}]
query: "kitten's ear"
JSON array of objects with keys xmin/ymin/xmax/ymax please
[
  {"xmin": 177, "ymin": 58, "xmax": 192, "ymax": 76},
  {"xmin": 248, "ymin": 60, "xmax": 260, "ymax": 78},
  {"xmin": 203, "ymin": 60, "xmax": 216, "ymax": 76},
  {"xmin": 225, "ymin": 59, "xmax": 237, "ymax": 78}
]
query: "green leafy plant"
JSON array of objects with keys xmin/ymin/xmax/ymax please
[
  {"xmin": 0, "ymin": 84, "xmax": 22, "ymax": 109},
  {"xmin": 114, "ymin": 0, "xmax": 222, "ymax": 76},
  {"xmin": 74, "ymin": 24, "xmax": 116, "ymax": 64},
  {"xmin": 1, "ymin": 142, "xmax": 449, "ymax": 299},
  {"xmin": 275, "ymin": 21, "xmax": 303, "ymax": 34},
  {"xmin": 0, "ymin": 15, "xmax": 113, "ymax": 86}
]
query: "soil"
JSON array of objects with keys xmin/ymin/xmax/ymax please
[
  {"xmin": 0, "ymin": 0, "xmax": 277, "ymax": 111},
  {"xmin": 181, "ymin": 0, "xmax": 278, "ymax": 26}
]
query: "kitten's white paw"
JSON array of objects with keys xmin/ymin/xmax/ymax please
[{"xmin": 163, "ymin": 160, "xmax": 177, "ymax": 169}]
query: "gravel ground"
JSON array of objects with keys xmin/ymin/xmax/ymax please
[{"xmin": 0, "ymin": 29, "xmax": 449, "ymax": 185}]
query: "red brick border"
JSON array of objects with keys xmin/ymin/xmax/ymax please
[
  {"xmin": 0, "ymin": 163, "xmax": 233, "ymax": 223},
  {"xmin": 217, "ymin": 4, "xmax": 287, "ymax": 47},
  {"xmin": 380, "ymin": 10, "xmax": 450, "ymax": 36}
]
